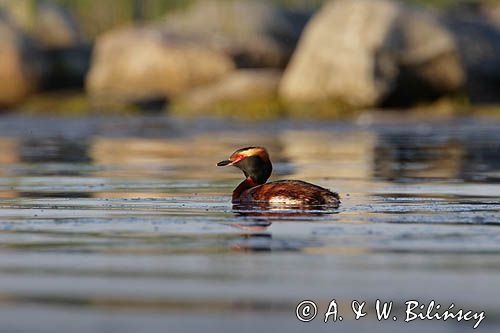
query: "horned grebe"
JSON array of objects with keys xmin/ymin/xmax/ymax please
[{"xmin": 217, "ymin": 147, "xmax": 340, "ymax": 207}]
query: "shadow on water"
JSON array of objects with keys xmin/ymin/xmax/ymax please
[
  {"xmin": 374, "ymin": 133, "xmax": 463, "ymax": 181},
  {"xmin": 374, "ymin": 130, "xmax": 500, "ymax": 183},
  {"xmin": 226, "ymin": 202, "xmax": 341, "ymax": 252},
  {"xmin": 20, "ymin": 138, "xmax": 92, "ymax": 164}
]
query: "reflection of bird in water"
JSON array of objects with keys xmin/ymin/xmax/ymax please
[
  {"xmin": 217, "ymin": 147, "xmax": 340, "ymax": 208},
  {"xmin": 232, "ymin": 203, "xmax": 340, "ymax": 219},
  {"xmin": 229, "ymin": 233, "xmax": 273, "ymax": 252},
  {"xmin": 229, "ymin": 220, "xmax": 272, "ymax": 231}
]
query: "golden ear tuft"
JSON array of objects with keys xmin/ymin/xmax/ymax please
[{"xmin": 232, "ymin": 147, "xmax": 268, "ymax": 158}]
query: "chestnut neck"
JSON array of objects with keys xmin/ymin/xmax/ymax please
[
  {"xmin": 231, "ymin": 154, "xmax": 272, "ymax": 203},
  {"xmin": 232, "ymin": 177, "xmax": 257, "ymax": 202}
]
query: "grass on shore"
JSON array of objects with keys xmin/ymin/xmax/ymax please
[{"xmin": 10, "ymin": 90, "xmax": 500, "ymax": 122}]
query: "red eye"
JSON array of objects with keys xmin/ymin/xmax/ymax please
[{"xmin": 232, "ymin": 155, "xmax": 245, "ymax": 163}]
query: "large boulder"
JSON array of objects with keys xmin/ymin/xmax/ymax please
[
  {"xmin": 86, "ymin": 26, "xmax": 235, "ymax": 106},
  {"xmin": 163, "ymin": 0, "xmax": 311, "ymax": 68},
  {"xmin": 0, "ymin": 12, "xmax": 42, "ymax": 109},
  {"xmin": 280, "ymin": 0, "xmax": 464, "ymax": 109}
]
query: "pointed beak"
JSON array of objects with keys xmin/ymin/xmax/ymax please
[
  {"xmin": 217, "ymin": 160, "xmax": 232, "ymax": 166},
  {"xmin": 217, "ymin": 155, "xmax": 245, "ymax": 167}
]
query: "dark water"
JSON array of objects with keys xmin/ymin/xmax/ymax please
[{"xmin": 0, "ymin": 115, "xmax": 499, "ymax": 333}]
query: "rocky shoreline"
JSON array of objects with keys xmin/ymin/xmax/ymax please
[{"xmin": 1, "ymin": 0, "xmax": 500, "ymax": 117}]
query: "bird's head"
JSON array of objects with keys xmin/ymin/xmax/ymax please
[{"xmin": 217, "ymin": 146, "xmax": 272, "ymax": 184}]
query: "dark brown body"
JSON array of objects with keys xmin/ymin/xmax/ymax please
[{"xmin": 237, "ymin": 180, "xmax": 340, "ymax": 207}]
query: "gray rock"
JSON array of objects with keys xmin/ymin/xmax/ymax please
[
  {"xmin": 280, "ymin": 0, "xmax": 464, "ymax": 109},
  {"xmin": 86, "ymin": 26, "xmax": 235, "ymax": 106},
  {"xmin": 163, "ymin": 0, "xmax": 311, "ymax": 68}
]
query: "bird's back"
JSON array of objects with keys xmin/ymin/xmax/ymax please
[{"xmin": 239, "ymin": 180, "xmax": 340, "ymax": 207}]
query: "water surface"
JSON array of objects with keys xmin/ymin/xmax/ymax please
[{"xmin": 0, "ymin": 115, "xmax": 499, "ymax": 332}]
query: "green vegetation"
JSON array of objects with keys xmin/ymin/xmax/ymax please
[
  {"xmin": 172, "ymin": 96, "xmax": 286, "ymax": 121},
  {"xmin": 13, "ymin": 89, "xmax": 497, "ymax": 121}
]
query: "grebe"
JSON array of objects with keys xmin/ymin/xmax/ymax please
[{"xmin": 217, "ymin": 147, "xmax": 340, "ymax": 207}]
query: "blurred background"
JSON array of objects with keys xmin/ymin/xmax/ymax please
[{"xmin": 1, "ymin": 0, "xmax": 500, "ymax": 116}]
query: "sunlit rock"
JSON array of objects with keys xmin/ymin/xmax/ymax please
[
  {"xmin": 280, "ymin": 0, "xmax": 464, "ymax": 109},
  {"xmin": 86, "ymin": 26, "xmax": 235, "ymax": 108}
]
